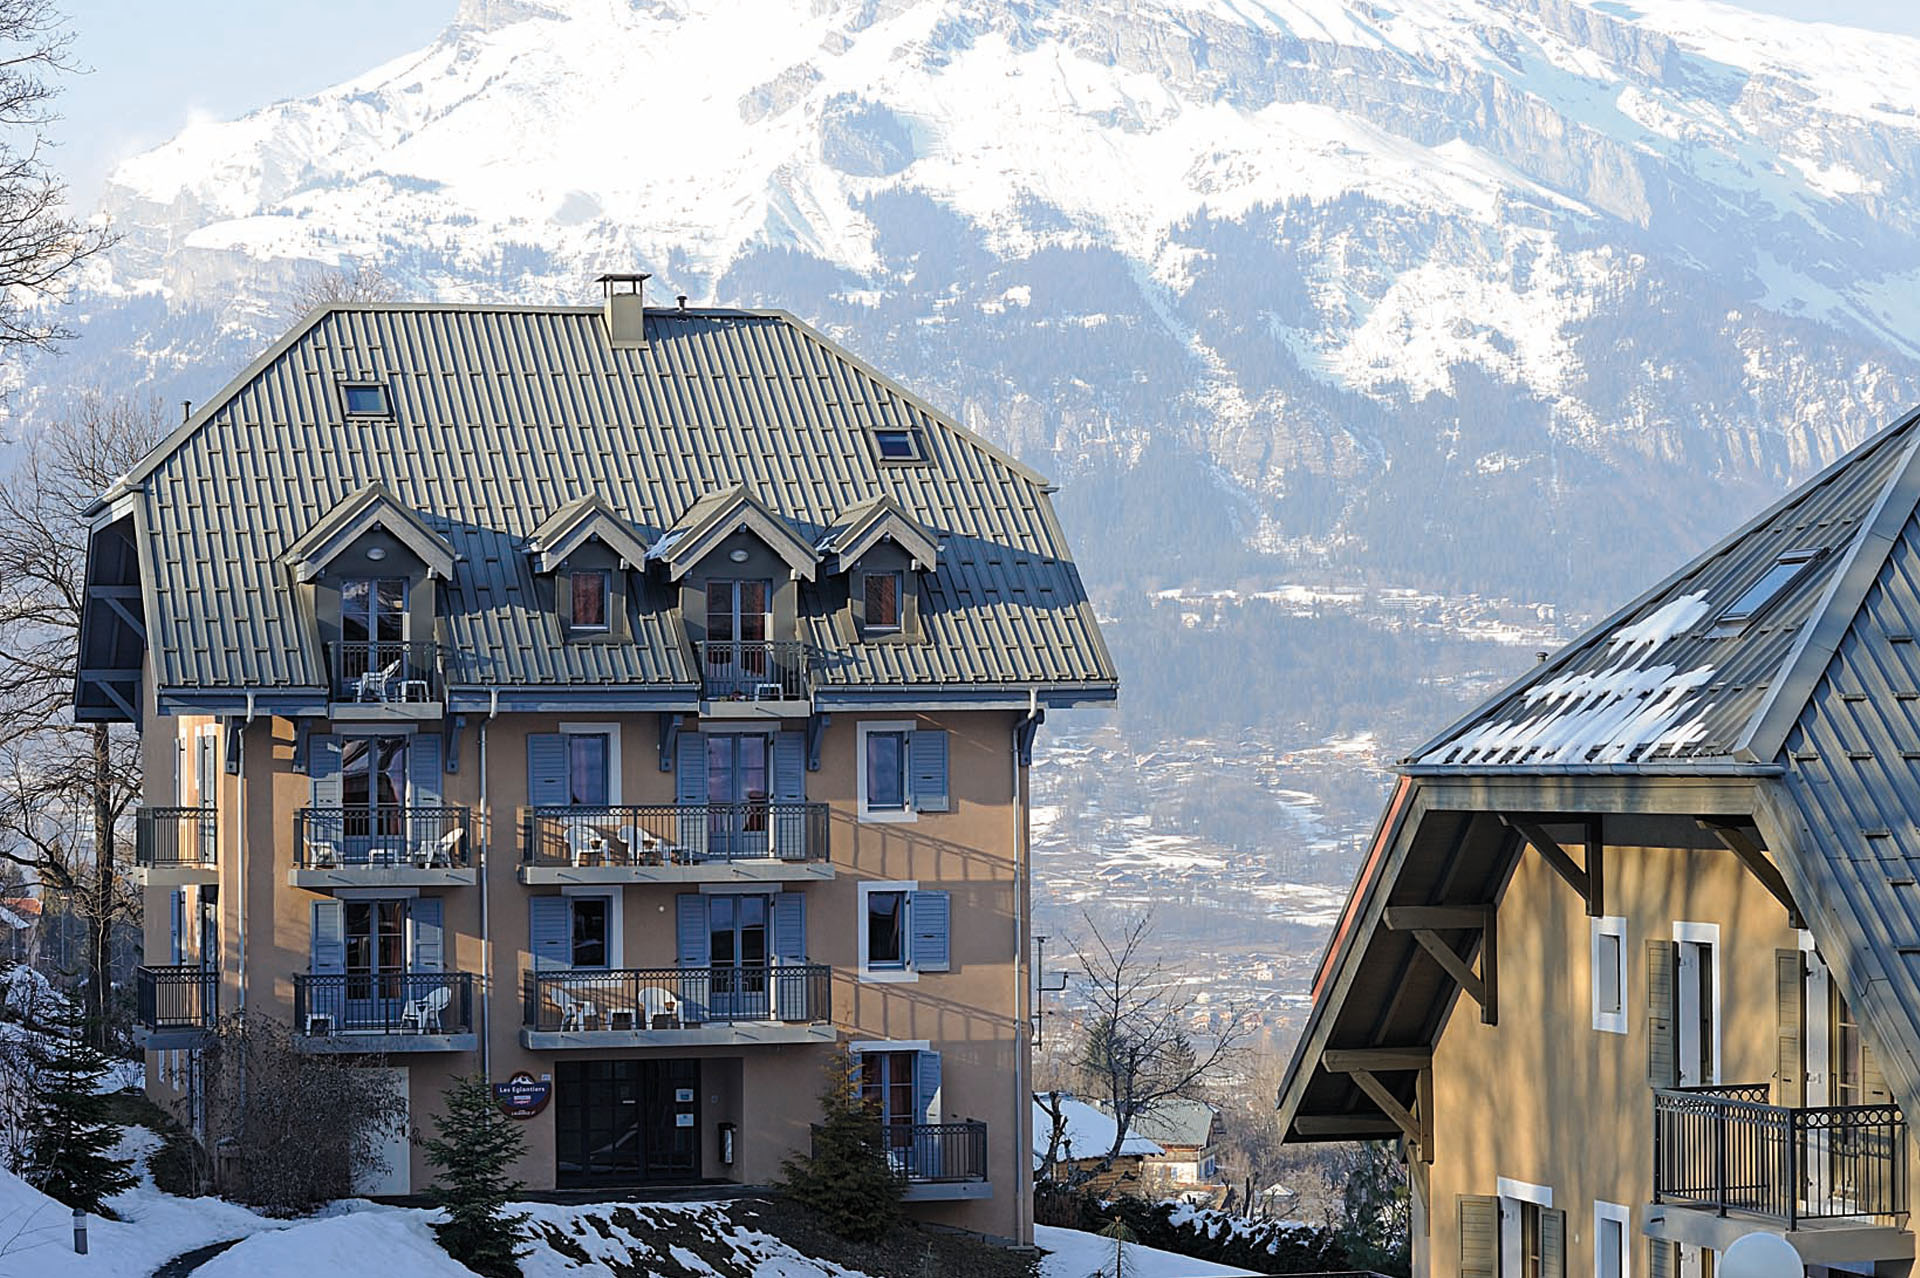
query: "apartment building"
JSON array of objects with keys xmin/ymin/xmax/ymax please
[
  {"xmin": 1279, "ymin": 410, "xmax": 1920, "ymax": 1278},
  {"xmin": 79, "ymin": 279, "xmax": 1116, "ymax": 1244}
]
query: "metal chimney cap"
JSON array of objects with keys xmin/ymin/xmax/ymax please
[{"xmin": 595, "ymin": 272, "xmax": 651, "ymax": 296}]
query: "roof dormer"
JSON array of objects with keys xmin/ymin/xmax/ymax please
[
  {"xmin": 816, "ymin": 495, "xmax": 939, "ymax": 576},
  {"xmin": 820, "ymin": 496, "xmax": 939, "ymax": 644},
  {"xmin": 526, "ymin": 493, "xmax": 652, "ymax": 574},
  {"xmin": 646, "ymin": 485, "xmax": 820, "ymax": 582},
  {"xmin": 283, "ymin": 483, "xmax": 454, "ymax": 583}
]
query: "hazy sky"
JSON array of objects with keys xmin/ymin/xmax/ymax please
[{"xmin": 44, "ymin": 0, "xmax": 1920, "ymax": 210}]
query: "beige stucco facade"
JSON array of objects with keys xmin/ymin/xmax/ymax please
[{"xmin": 139, "ymin": 699, "xmax": 1035, "ymax": 1243}]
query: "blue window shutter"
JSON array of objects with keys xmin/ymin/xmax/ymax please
[
  {"xmin": 410, "ymin": 734, "xmax": 444, "ymax": 807},
  {"xmin": 908, "ymin": 730, "xmax": 949, "ymax": 812},
  {"xmin": 527, "ymin": 734, "xmax": 569, "ymax": 808},
  {"xmin": 772, "ymin": 892, "xmax": 807, "ymax": 963},
  {"xmin": 411, "ymin": 897, "xmax": 444, "ymax": 973},
  {"xmin": 910, "ymin": 889, "xmax": 951, "ymax": 972},
  {"xmin": 772, "ymin": 732, "xmax": 806, "ymax": 803},
  {"xmin": 310, "ymin": 900, "xmax": 345, "ymax": 976},
  {"xmin": 676, "ymin": 894, "xmax": 712, "ymax": 967},
  {"xmin": 169, "ymin": 890, "xmax": 184, "ymax": 965},
  {"xmin": 309, "ymin": 735, "xmax": 342, "ymax": 808},
  {"xmin": 915, "ymin": 1050, "xmax": 942, "ymax": 1124},
  {"xmin": 675, "ymin": 732, "xmax": 708, "ymax": 857},
  {"xmin": 529, "ymin": 896, "xmax": 571, "ymax": 971}
]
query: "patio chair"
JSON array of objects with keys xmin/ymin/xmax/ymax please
[
  {"xmin": 618, "ymin": 825, "xmax": 667, "ymax": 866},
  {"xmin": 566, "ymin": 825, "xmax": 601, "ymax": 867},
  {"xmin": 353, "ymin": 658, "xmax": 402, "ymax": 703},
  {"xmin": 640, "ymin": 985, "xmax": 680, "ymax": 1029},
  {"xmin": 400, "ymin": 984, "xmax": 450, "ymax": 1034},
  {"xmin": 415, "ymin": 827, "xmax": 463, "ymax": 869},
  {"xmin": 550, "ymin": 985, "xmax": 596, "ymax": 1032}
]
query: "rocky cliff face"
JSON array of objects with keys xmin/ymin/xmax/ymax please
[{"xmin": 54, "ymin": 0, "xmax": 1920, "ymax": 613}]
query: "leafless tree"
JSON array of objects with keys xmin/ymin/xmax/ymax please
[
  {"xmin": 1071, "ymin": 910, "xmax": 1256, "ymax": 1168},
  {"xmin": 0, "ymin": 392, "xmax": 168, "ymax": 1040},
  {"xmin": 200, "ymin": 1013, "xmax": 408, "ymax": 1216},
  {"xmin": 284, "ymin": 258, "xmax": 395, "ymax": 320},
  {"xmin": 0, "ymin": 1, "xmax": 113, "ymax": 357}
]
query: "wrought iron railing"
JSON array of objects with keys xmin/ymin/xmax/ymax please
[
  {"xmin": 1654, "ymin": 1085, "xmax": 1908, "ymax": 1226},
  {"xmin": 523, "ymin": 963, "xmax": 829, "ymax": 1032},
  {"xmin": 293, "ymin": 805, "xmax": 471, "ymax": 870},
  {"xmin": 523, "ymin": 802, "xmax": 829, "ymax": 867},
  {"xmin": 136, "ymin": 964, "xmax": 217, "ymax": 1031},
  {"xmin": 326, "ymin": 640, "xmax": 443, "ymax": 704},
  {"xmin": 696, "ymin": 640, "xmax": 812, "ymax": 700},
  {"xmin": 811, "ymin": 1120, "xmax": 989, "ymax": 1183},
  {"xmin": 136, "ymin": 805, "xmax": 217, "ymax": 869},
  {"xmin": 293, "ymin": 971, "xmax": 474, "ymax": 1037}
]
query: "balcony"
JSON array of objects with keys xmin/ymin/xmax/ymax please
[
  {"xmin": 522, "ymin": 963, "xmax": 833, "ymax": 1049},
  {"xmin": 135, "ymin": 964, "xmax": 217, "ymax": 1049},
  {"xmin": 696, "ymin": 640, "xmax": 811, "ymax": 711},
  {"xmin": 891, "ymin": 1121, "xmax": 992, "ymax": 1202},
  {"xmin": 133, "ymin": 806, "xmax": 218, "ymax": 887},
  {"xmin": 519, "ymin": 802, "xmax": 832, "ymax": 884},
  {"xmin": 288, "ymin": 806, "xmax": 476, "ymax": 888},
  {"xmin": 1651, "ymin": 1085, "xmax": 1911, "ymax": 1263},
  {"xmin": 325, "ymin": 641, "xmax": 443, "ymax": 719},
  {"xmin": 292, "ymin": 971, "xmax": 477, "ymax": 1053}
]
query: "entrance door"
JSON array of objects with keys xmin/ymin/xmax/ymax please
[
  {"xmin": 555, "ymin": 1060, "xmax": 699, "ymax": 1186},
  {"xmin": 708, "ymin": 894, "xmax": 769, "ymax": 1018},
  {"xmin": 341, "ymin": 735, "xmax": 410, "ymax": 862},
  {"xmin": 860, "ymin": 1050, "xmax": 918, "ymax": 1176},
  {"xmin": 707, "ymin": 734, "xmax": 770, "ymax": 858},
  {"xmin": 705, "ymin": 580, "xmax": 771, "ymax": 693},
  {"xmin": 353, "ymin": 1066, "xmax": 410, "ymax": 1196}
]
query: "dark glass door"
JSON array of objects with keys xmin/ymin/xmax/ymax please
[
  {"xmin": 708, "ymin": 894, "xmax": 769, "ymax": 1018},
  {"xmin": 341, "ymin": 735, "xmax": 409, "ymax": 861},
  {"xmin": 705, "ymin": 580, "xmax": 771, "ymax": 693},
  {"xmin": 861, "ymin": 1050, "xmax": 918, "ymax": 1175},
  {"xmin": 555, "ymin": 1059, "xmax": 699, "ymax": 1186},
  {"xmin": 707, "ymin": 734, "xmax": 770, "ymax": 857}
]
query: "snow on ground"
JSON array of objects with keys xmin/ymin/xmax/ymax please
[
  {"xmin": 194, "ymin": 1208, "xmax": 469, "ymax": 1278},
  {"xmin": 0, "ymin": 1129, "xmax": 277, "ymax": 1278},
  {"xmin": 1034, "ymin": 1223, "xmax": 1258, "ymax": 1277}
]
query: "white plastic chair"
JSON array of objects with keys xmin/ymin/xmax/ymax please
[
  {"xmin": 566, "ymin": 825, "xmax": 600, "ymax": 867},
  {"xmin": 354, "ymin": 659, "xmax": 401, "ymax": 702},
  {"xmin": 416, "ymin": 827, "xmax": 463, "ymax": 869},
  {"xmin": 640, "ymin": 986, "xmax": 679, "ymax": 1028},
  {"xmin": 550, "ymin": 984, "xmax": 595, "ymax": 1032},
  {"xmin": 400, "ymin": 984, "xmax": 450, "ymax": 1033}
]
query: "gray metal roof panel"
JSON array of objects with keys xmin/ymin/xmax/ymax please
[{"xmin": 129, "ymin": 306, "xmax": 1114, "ymax": 694}]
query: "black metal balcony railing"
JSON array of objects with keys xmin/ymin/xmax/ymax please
[
  {"xmin": 696, "ymin": 639, "xmax": 811, "ymax": 701},
  {"xmin": 136, "ymin": 964, "xmax": 217, "ymax": 1031},
  {"xmin": 523, "ymin": 963, "xmax": 830, "ymax": 1032},
  {"xmin": 523, "ymin": 802, "xmax": 830, "ymax": 867},
  {"xmin": 135, "ymin": 805, "xmax": 217, "ymax": 869},
  {"xmin": 811, "ymin": 1120, "xmax": 989, "ymax": 1184},
  {"xmin": 294, "ymin": 806, "xmax": 471, "ymax": 870},
  {"xmin": 1654, "ymin": 1085, "xmax": 1908, "ymax": 1226},
  {"xmin": 326, "ymin": 640, "xmax": 443, "ymax": 704},
  {"xmin": 293, "ymin": 971, "xmax": 474, "ymax": 1037}
]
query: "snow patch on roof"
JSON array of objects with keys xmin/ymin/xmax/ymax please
[
  {"xmin": 1033, "ymin": 1094, "xmax": 1165, "ymax": 1167},
  {"xmin": 1607, "ymin": 591, "xmax": 1712, "ymax": 658},
  {"xmin": 1425, "ymin": 659, "xmax": 1717, "ymax": 766}
]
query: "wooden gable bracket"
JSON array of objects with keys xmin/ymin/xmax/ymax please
[
  {"xmin": 806, "ymin": 713, "xmax": 832, "ymax": 772},
  {"xmin": 1321, "ymin": 1048, "xmax": 1435, "ymax": 1163},
  {"xmin": 657, "ymin": 712, "xmax": 682, "ymax": 772},
  {"xmin": 1699, "ymin": 819, "xmax": 1803, "ymax": 929},
  {"xmin": 1500, "ymin": 814, "xmax": 1605, "ymax": 917},
  {"xmin": 1384, "ymin": 906, "xmax": 1497, "ymax": 1025}
]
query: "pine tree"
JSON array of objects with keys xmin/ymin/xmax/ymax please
[
  {"xmin": 777, "ymin": 1048, "xmax": 903, "ymax": 1242},
  {"xmin": 422, "ymin": 1073, "xmax": 531, "ymax": 1278},
  {"xmin": 26, "ymin": 1001, "xmax": 135, "ymax": 1213}
]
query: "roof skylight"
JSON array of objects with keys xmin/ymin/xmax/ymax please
[
  {"xmin": 342, "ymin": 383, "xmax": 391, "ymax": 417},
  {"xmin": 871, "ymin": 428, "xmax": 923, "ymax": 462},
  {"xmin": 1714, "ymin": 550, "xmax": 1820, "ymax": 632}
]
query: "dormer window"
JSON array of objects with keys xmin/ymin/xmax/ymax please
[
  {"xmin": 864, "ymin": 571, "xmax": 902, "ymax": 633},
  {"xmin": 571, "ymin": 571, "xmax": 610, "ymax": 632},
  {"xmin": 871, "ymin": 428, "xmax": 923, "ymax": 463},
  {"xmin": 341, "ymin": 383, "xmax": 391, "ymax": 417}
]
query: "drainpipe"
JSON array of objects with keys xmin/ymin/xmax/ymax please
[
  {"xmin": 479, "ymin": 688, "xmax": 500, "ymax": 1079},
  {"xmin": 1013, "ymin": 688, "xmax": 1041, "ymax": 1245},
  {"xmin": 236, "ymin": 693, "xmax": 255, "ymax": 1016}
]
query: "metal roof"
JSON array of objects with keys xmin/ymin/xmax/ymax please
[
  {"xmin": 94, "ymin": 304, "xmax": 1116, "ymax": 703},
  {"xmin": 1410, "ymin": 410, "xmax": 1920, "ymax": 771}
]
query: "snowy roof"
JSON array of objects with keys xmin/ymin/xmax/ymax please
[
  {"xmin": 1094, "ymin": 1097, "xmax": 1221, "ymax": 1149},
  {"xmin": 1032, "ymin": 1094, "xmax": 1164, "ymax": 1168},
  {"xmin": 1410, "ymin": 408, "xmax": 1920, "ymax": 770}
]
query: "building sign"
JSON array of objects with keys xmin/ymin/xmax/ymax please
[{"xmin": 493, "ymin": 1071, "xmax": 551, "ymax": 1120}]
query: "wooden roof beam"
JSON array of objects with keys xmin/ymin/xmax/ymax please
[
  {"xmin": 1501, "ymin": 814, "xmax": 1604, "ymax": 916},
  {"xmin": 1385, "ymin": 905, "xmax": 1497, "ymax": 1025},
  {"xmin": 1699, "ymin": 819, "xmax": 1802, "ymax": 929}
]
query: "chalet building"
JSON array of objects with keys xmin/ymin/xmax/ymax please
[
  {"xmin": 1279, "ymin": 410, "xmax": 1920, "ymax": 1278},
  {"xmin": 1102, "ymin": 1098, "xmax": 1227, "ymax": 1204},
  {"xmin": 79, "ymin": 278, "xmax": 1116, "ymax": 1245}
]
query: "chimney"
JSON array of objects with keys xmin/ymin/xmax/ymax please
[{"xmin": 596, "ymin": 272, "xmax": 650, "ymax": 350}]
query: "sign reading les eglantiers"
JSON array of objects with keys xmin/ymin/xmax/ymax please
[{"xmin": 493, "ymin": 1071, "xmax": 551, "ymax": 1120}]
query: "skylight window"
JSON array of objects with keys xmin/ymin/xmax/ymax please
[
  {"xmin": 871, "ymin": 428, "xmax": 922, "ymax": 462},
  {"xmin": 342, "ymin": 383, "xmax": 391, "ymax": 417},
  {"xmin": 1715, "ymin": 550, "xmax": 1820, "ymax": 632}
]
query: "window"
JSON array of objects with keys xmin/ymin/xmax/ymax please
[
  {"xmin": 341, "ymin": 383, "xmax": 390, "ymax": 417},
  {"xmin": 872, "ymin": 429, "xmax": 921, "ymax": 461},
  {"xmin": 1593, "ymin": 916, "xmax": 1627, "ymax": 1034},
  {"xmin": 342, "ymin": 578, "xmax": 408, "ymax": 645},
  {"xmin": 867, "ymin": 890, "xmax": 906, "ymax": 968},
  {"xmin": 1594, "ymin": 1203, "xmax": 1629, "ymax": 1278},
  {"xmin": 864, "ymin": 571, "xmax": 902, "ymax": 633},
  {"xmin": 571, "ymin": 571, "xmax": 609, "ymax": 632},
  {"xmin": 570, "ymin": 897, "xmax": 609, "ymax": 968},
  {"xmin": 866, "ymin": 731, "xmax": 907, "ymax": 811},
  {"xmin": 1714, "ymin": 550, "xmax": 1819, "ymax": 632},
  {"xmin": 568, "ymin": 733, "xmax": 609, "ymax": 806}
]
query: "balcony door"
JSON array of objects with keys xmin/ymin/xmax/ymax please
[
  {"xmin": 344, "ymin": 898, "xmax": 409, "ymax": 1026},
  {"xmin": 1674, "ymin": 930, "xmax": 1717, "ymax": 1087},
  {"xmin": 707, "ymin": 893, "xmax": 769, "ymax": 1018},
  {"xmin": 705, "ymin": 579, "xmax": 771, "ymax": 692},
  {"xmin": 341, "ymin": 735, "xmax": 411, "ymax": 861},
  {"xmin": 707, "ymin": 734, "xmax": 770, "ymax": 858},
  {"xmin": 341, "ymin": 577, "xmax": 409, "ymax": 688}
]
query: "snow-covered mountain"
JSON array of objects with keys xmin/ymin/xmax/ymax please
[{"xmin": 56, "ymin": 0, "xmax": 1920, "ymax": 615}]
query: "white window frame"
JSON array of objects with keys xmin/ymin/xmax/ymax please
[
  {"xmin": 1594, "ymin": 1201, "xmax": 1630, "ymax": 1278},
  {"xmin": 1592, "ymin": 916, "xmax": 1628, "ymax": 1034},
  {"xmin": 858, "ymin": 879, "xmax": 918, "ymax": 983},
  {"xmin": 856, "ymin": 720, "xmax": 917, "ymax": 824},
  {"xmin": 557, "ymin": 722, "xmax": 622, "ymax": 805},
  {"xmin": 559, "ymin": 884, "xmax": 623, "ymax": 969},
  {"xmin": 1497, "ymin": 1177, "xmax": 1553, "ymax": 1278},
  {"xmin": 1673, "ymin": 920, "xmax": 1722, "ymax": 1087}
]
